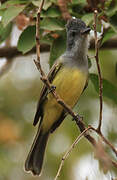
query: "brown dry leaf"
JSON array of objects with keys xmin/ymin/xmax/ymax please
[
  {"xmin": 51, "ymin": 33, "xmax": 59, "ymax": 39},
  {"xmin": 94, "ymin": 139, "xmax": 112, "ymax": 173},
  {"xmin": 86, "ymin": 0, "xmax": 106, "ymax": 10},
  {"xmin": 15, "ymin": 13, "xmax": 30, "ymax": 30},
  {"xmin": 57, "ymin": 0, "xmax": 71, "ymax": 20},
  {"xmin": 44, "ymin": 30, "xmax": 51, "ymax": 33},
  {"xmin": 0, "ymin": 114, "xmax": 20, "ymax": 143}
]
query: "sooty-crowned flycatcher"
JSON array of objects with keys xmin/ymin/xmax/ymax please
[{"xmin": 25, "ymin": 18, "xmax": 90, "ymax": 176}]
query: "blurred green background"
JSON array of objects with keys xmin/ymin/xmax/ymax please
[{"xmin": 0, "ymin": 49, "xmax": 117, "ymax": 180}]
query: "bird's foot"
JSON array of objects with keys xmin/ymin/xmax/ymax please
[
  {"xmin": 72, "ymin": 114, "xmax": 83, "ymax": 122},
  {"xmin": 48, "ymin": 85, "xmax": 56, "ymax": 93}
]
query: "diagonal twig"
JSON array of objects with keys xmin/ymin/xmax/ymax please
[
  {"xmin": 55, "ymin": 125, "xmax": 117, "ymax": 180},
  {"xmin": 54, "ymin": 126, "xmax": 92, "ymax": 180},
  {"xmin": 34, "ymin": 0, "xmax": 45, "ymax": 77}
]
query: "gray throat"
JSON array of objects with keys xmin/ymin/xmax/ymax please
[{"xmin": 61, "ymin": 36, "xmax": 89, "ymax": 73}]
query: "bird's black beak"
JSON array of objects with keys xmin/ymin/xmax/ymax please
[{"xmin": 81, "ymin": 27, "xmax": 91, "ymax": 35}]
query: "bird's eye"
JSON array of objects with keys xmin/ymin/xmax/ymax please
[
  {"xmin": 70, "ymin": 31, "xmax": 76, "ymax": 37},
  {"xmin": 72, "ymin": 31, "xmax": 76, "ymax": 37}
]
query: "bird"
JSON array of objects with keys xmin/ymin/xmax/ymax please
[{"xmin": 25, "ymin": 18, "xmax": 91, "ymax": 176}]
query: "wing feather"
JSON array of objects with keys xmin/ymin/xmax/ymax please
[{"xmin": 33, "ymin": 61, "xmax": 62, "ymax": 126}]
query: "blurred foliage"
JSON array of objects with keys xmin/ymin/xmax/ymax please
[
  {"xmin": 0, "ymin": 0, "xmax": 117, "ymax": 180},
  {"xmin": 90, "ymin": 73, "xmax": 117, "ymax": 104}
]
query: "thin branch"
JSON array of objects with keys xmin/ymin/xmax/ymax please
[
  {"xmin": 111, "ymin": 160, "xmax": 117, "ymax": 169},
  {"xmin": 0, "ymin": 45, "xmax": 50, "ymax": 59},
  {"xmin": 89, "ymin": 126, "xmax": 117, "ymax": 168},
  {"xmin": 90, "ymin": 126, "xmax": 117, "ymax": 157},
  {"xmin": 90, "ymin": 10, "xmax": 117, "ymax": 160},
  {"xmin": 93, "ymin": 10, "xmax": 103, "ymax": 133},
  {"xmin": 35, "ymin": 0, "xmax": 46, "ymax": 77},
  {"xmin": 100, "ymin": 133, "xmax": 117, "ymax": 157},
  {"xmin": 1, "ymin": 39, "xmax": 117, "ymax": 59},
  {"xmin": 55, "ymin": 126, "xmax": 117, "ymax": 180},
  {"xmin": 54, "ymin": 127, "xmax": 92, "ymax": 180}
]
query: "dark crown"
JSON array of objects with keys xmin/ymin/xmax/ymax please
[{"xmin": 66, "ymin": 18, "xmax": 87, "ymax": 32}]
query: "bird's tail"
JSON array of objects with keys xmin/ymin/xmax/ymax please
[{"xmin": 25, "ymin": 128, "xmax": 49, "ymax": 176}]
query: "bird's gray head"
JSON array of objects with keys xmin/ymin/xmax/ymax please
[{"xmin": 66, "ymin": 18, "xmax": 90, "ymax": 53}]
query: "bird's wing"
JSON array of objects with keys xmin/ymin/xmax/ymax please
[
  {"xmin": 33, "ymin": 61, "xmax": 63, "ymax": 126},
  {"xmin": 82, "ymin": 75, "xmax": 89, "ymax": 92},
  {"xmin": 50, "ymin": 110, "xmax": 67, "ymax": 133}
]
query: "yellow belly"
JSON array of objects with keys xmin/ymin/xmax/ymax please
[{"xmin": 42, "ymin": 67, "xmax": 87, "ymax": 131}]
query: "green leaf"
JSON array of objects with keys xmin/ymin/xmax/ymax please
[
  {"xmin": 50, "ymin": 0, "xmax": 57, "ymax": 3},
  {"xmin": 105, "ymin": 0, "xmax": 113, "ymax": 9},
  {"xmin": 43, "ymin": 0, "xmax": 52, "ymax": 10},
  {"xmin": 0, "ymin": 9, "xmax": 5, "ymax": 16},
  {"xmin": 87, "ymin": 57, "xmax": 92, "ymax": 69},
  {"xmin": 17, "ymin": 25, "xmax": 36, "ymax": 54},
  {"xmin": 109, "ymin": 14, "xmax": 117, "ymax": 33},
  {"xmin": 90, "ymin": 73, "xmax": 117, "ymax": 104},
  {"xmin": 101, "ymin": 28, "xmax": 116, "ymax": 44},
  {"xmin": 106, "ymin": 3, "xmax": 117, "ymax": 17},
  {"xmin": 41, "ymin": 7, "xmax": 61, "ymax": 18},
  {"xmin": 72, "ymin": 0, "xmax": 86, "ymax": 5},
  {"xmin": 0, "ymin": 22, "xmax": 12, "ymax": 43},
  {"xmin": 49, "ymin": 31, "xmax": 66, "ymax": 67},
  {"xmin": 2, "ymin": 5, "xmax": 25, "ymax": 27},
  {"xmin": 40, "ymin": 18, "xmax": 65, "ymax": 31},
  {"xmin": 31, "ymin": 0, "xmax": 41, "ymax": 7},
  {"xmin": 32, "ymin": 0, "xmax": 52, "ymax": 10},
  {"xmin": 81, "ymin": 13, "xmax": 93, "ymax": 25},
  {"xmin": 0, "ymin": 0, "xmax": 28, "ymax": 10},
  {"xmin": 108, "ymin": 129, "xmax": 117, "ymax": 142},
  {"xmin": 40, "ymin": 33, "xmax": 54, "ymax": 45}
]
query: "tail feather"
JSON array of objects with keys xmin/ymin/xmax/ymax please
[{"xmin": 25, "ymin": 129, "xmax": 49, "ymax": 176}]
